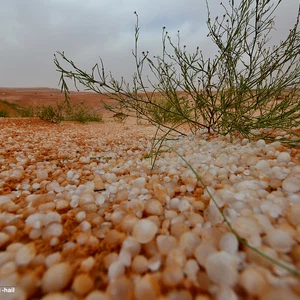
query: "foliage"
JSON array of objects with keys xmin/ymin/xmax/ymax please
[
  {"xmin": 54, "ymin": 0, "xmax": 300, "ymax": 144},
  {"xmin": 64, "ymin": 102, "xmax": 103, "ymax": 123},
  {"xmin": 36, "ymin": 101, "xmax": 102, "ymax": 124},
  {"xmin": 36, "ymin": 103, "xmax": 64, "ymax": 123},
  {"xmin": 0, "ymin": 109, "xmax": 9, "ymax": 118}
]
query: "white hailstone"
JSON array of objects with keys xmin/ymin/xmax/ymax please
[
  {"xmin": 184, "ymin": 259, "xmax": 199, "ymax": 282},
  {"xmin": 95, "ymin": 194, "xmax": 106, "ymax": 205},
  {"xmin": 32, "ymin": 183, "xmax": 41, "ymax": 190},
  {"xmin": 76, "ymin": 233, "xmax": 89, "ymax": 245},
  {"xmin": 287, "ymin": 204, "xmax": 300, "ymax": 226},
  {"xmin": 0, "ymin": 261, "xmax": 16, "ymax": 277},
  {"xmin": 119, "ymin": 249, "xmax": 132, "ymax": 267},
  {"xmin": 131, "ymin": 255, "xmax": 148, "ymax": 274},
  {"xmin": 80, "ymin": 221, "xmax": 91, "ymax": 232},
  {"xmin": 122, "ymin": 236, "xmax": 141, "ymax": 256},
  {"xmin": 105, "ymin": 173, "xmax": 117, "ymax": 183},
  {"xmin": 179, "ymin": 232, "xmax": 202, "ymax": 257},
  {"xmin": 108, "ymin": 185, "xmax": 118, "ymax": 194},
  {"xmin": 41, "ymin": 293, "xmax": 70, "ymax": 300},
  {"xmin": 132, "ymin": 219, "xmax": 158, "ymax": 244},
  {"xmin": 134, "ymin": 275, "xmax": 159, "ymax": 300},
  {"xmin": 177, "ymin": 199, "xmax": 191, "ymax": 212},
  {"xmin": 169, "ymin": 198, "xmax": 180, "ymax": 210},
  {"xmin": 204, "ymin": 204, "xmax": 224, "ymax": 226},
  {"xmin": 282, "ymin": 176, "xmax": 300, "ymax": 193},
  {"xmin": 3, "ymin": 226, "xmax": 17, "ymax": 237},
  {"xmin": 0, "ymin": 195, "xmax": 12, "ymax": 204},
  {"xmin": 239, "ymin": 268, "xmax": 268, "ymax": 296},
  {"xmin": 219, "ymin": 232, "xmax": 238, "ymax": 254},
  {"xmin": 43, "ymin": 223, "xmax": 63, "ymax": 238},
  {"xmin": 194, "ymin": 243, "xmax": 217, "ymax": 267},
  {"xmin": 85, "ymin": 290, "xmax": 108, "ymax": 300},
  {"xmin": 205, "ymin": 251, "xmax": 238, "ymax": 286},
  {"xmin": 15, "ymin": 243, "xmax": 36, "ymax": 266},
  {"xmin": 42, "ymin": 262, "xmax": 73, "ymax": 293},
  {"xmin": 156, "ymin": 235, "xmax": 178, "ymax": 255},
  {"xmin": 242, "ymin": 138, "xmax": 249, "ymax": 145},
  {"xmin": 145, "ymin": 252, "xmax": 161, "ymax": 271},
  {"xmin": 111, "ymin": 210, "xmax": 126, "ymax": 225},
  {"xmin": 215, "ymin": 155, "xmax": 228, "ymax": 168},
  {"xmin": 254, "ymin": 214, "xmax": 273, "ymax": 233},
  {"xmin": 255, "ymin": 160, "xmax": 271, "ymax": 175},
  {"xmin": 81, "ymin": 257, "xmax": 95, "ymax": 272},
  {"xmin": 262, "ymin": 202, "xmax": 282, "ymax": 219},
  {"xmin": 72, "ymin": 273, "xmax": 94, "ymax": 296},
  {"xmin": 277, "ymin": 152, "xmax": 291, "ymax": 163},
  {"xmin": 216, "ymin": 286, "xmax": 238, "ymax": 300},
  {"xmin": 56, "ymin": 200, "xmax": 69, "ymax": 210},
  {"xmin": 0, "ymin": 232, "xmax": 10, "ymax": 247},
  {"xmin": 75, "ymin": 211, "xmax": 86, "ymax": 222},
  {"xmin": 44, "ymin": 212, "xmax": 61, "ymax": 226},
  {"xmin": 266, "ymin": 229, "xmax": 295, "ymax": 253},
  {"xmin": 165, "ymin": 249, "xmax": 186, "ymax": 268},
  {"xmin": 45, "ymin": 252, "xmax": 61, "ymax": 268},
  {"xmin": 145, "ymin": 199, "xmax": 164, "ymax": 216},
  {"xmin": 162, "ymin": 265, "xmax": 184, "ymax": 287},
  {"xmin": 233, "ymin": 216, "xmax": 262, "ymax": 239},
  {"xmin": 133, "ymin": 177, "xmax": 146, "ymax": 189},
  {"xmin": 108, "ymin": 260, "xmax": 125, "ymax": 281},
  {"xmin": 37, "ymin": 170, "xmax": 48, "ymax": 179},
  {"xmin": 6, "ymin": 242, "xmax": 23, "ymax": 252},
  {"xmin": 256, "ymin": 139, "xmax": 266, "ymax": 147},
  {"xmin": 25, "ymin": 213, "xmax": 44, "ymax": 229}
]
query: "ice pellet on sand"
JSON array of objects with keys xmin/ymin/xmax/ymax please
[{"xmin": 132, "ymin": 219, "xmax": 158, "ymax": 244}]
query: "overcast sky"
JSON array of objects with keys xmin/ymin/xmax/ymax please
[{"xmin": 0, "ymin": 0, "xmax": 299, "ymax": 89}]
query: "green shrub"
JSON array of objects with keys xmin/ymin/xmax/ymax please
[
  {"xmin": 37, "ymin": 103, "xmax": 64, "ymax": 123},
  {"xmin": 0, "ymin": 109, "xmax": 9, "ymax": 118},
  {"xmin": 19, "ymin": 106, "xmax": 35, "ymax": 118},
  {"xmin": 64, "ymin": 102, "xmax": 102, "ymax": 123},
  {"xmin": 54, "ymin": 0, "xmax": 300, "ymax": 143}
]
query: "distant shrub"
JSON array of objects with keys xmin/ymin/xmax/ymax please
[
  {"xmin": 37, "ymin": 103, "xmax": 64, "ymax": 123},
  {"xmin": 0, "ymin": 109, "xmax": 9, "ymax": 118},
  {"xmin": 64, "ymin": 102, "xmax": 103, "ymax": 123}
]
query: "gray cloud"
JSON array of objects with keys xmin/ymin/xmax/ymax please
[{"xmin": 0, "ymin": 0, "xmax": 299, "ymax": 88}]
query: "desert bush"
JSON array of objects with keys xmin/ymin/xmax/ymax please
[
  {"xmin": 19, "ymin": 106, "xmax": 35, "ymax": 117},
  {"xmin": 54, "ymin": 0, "xmax": 300, "ymax": 143},
  {"xmin": 37, "ymin": 103, "xmax": 64, "ymax": 123},
  {"xmin": 64, "ymin": 102, "xmax": 103, "ymax": 123},
  {"xmin": 0, "ymin": 109, "xmax": 9, "ymax": 118}
]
